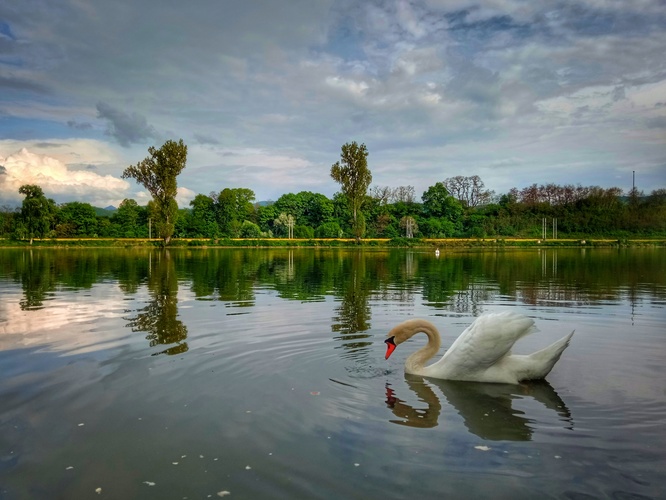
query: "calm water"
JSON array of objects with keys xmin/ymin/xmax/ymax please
[{"xmin": 0, "ymin": 247, "xmax": 664, "ymax": 499}]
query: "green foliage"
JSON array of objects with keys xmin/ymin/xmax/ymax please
[
  {"xmin": 112, "ymin": 199, "xmax": 147, "ymax": 238},
  {"xmin": 420, "ymin": 217, "xmax": 456, "ymax": 238},
  {"xmin": 6, "ymin": 177, "xmax": 665, "ymax": 244},
  {"xmin": 188, "ymin": 194, "xmax": 218, "ymax": 237},
  {"xmin": 122, "ymin": 139, "xmax": 188, "ymax": 245},
  {"xmin": 216, "ymin": 188, "xmax": 256, "ymax": 236},
  {"xmin": 56, "ymin": 201, "xmax": 99, "ymax": 237},
  {"xmin": 330, "ymin": 141, "xmax": 372, "ymax": 241},
  {"xmin": 240, "ymin": 220, "xmax": 262, "ymax": 238},
  {"xmin": 273, "ymin": 191, "xmax": 334, "ymax": 230},
  {"xmin": 315, "ymin": 221, "xmax": 342, "ymax": 238},
  {"xmin": 16, "ymin": 184, "xmax": 57, "ymax": 243},
  {"xmin": 422, "ymin": 182, "xmax": 464, "ymax": 223},
  {"xmin": 294, "ymin": 225, "xmax": 314, "ymax": 238}
]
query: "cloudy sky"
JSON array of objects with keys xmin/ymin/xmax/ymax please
[{"xmin": 1, "ymin": 0, "xmax": 665, "ymax": 208}]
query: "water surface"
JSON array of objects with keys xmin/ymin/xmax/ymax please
[{"xmin": 1, "ymin": 248, "xmax": 664, "ymax": 499}]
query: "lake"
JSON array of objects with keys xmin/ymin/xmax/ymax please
[{"xmin": 1, "ymin": 247, "xmax": 664, "ymax": 499}]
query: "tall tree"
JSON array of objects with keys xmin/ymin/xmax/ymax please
[
  {"xmin": 215, "ymin": 187, "xmax": 256, "ymax": 237},
  {"xmin": 330, "ymin": 141, "xmax": 372, "ymax": 242},
  {"xmin": 16, "ymin": 184, "xmax": 56, "ymax": 244},
  {"xmin": 444, "ymin": 175, "xmax": 492, "ymax": 208},
  {"xmin": 122, "ymin": 139, "xmax": 188, "ymax": 245}
]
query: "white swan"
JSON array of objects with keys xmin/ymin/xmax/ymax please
[{"xmin": 384, "ymin": 312, "xmax": 574, "ymax": 384}]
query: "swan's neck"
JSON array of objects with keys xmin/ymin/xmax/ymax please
[{"xmin": 402, "ymin": 321, "xmax": 442, "ymax": 375}]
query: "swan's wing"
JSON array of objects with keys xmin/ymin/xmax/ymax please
[{"xmin": 442, "ymin": 312, "xmax": 536, "ymax": 371}]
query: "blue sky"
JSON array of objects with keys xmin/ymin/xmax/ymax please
[{"xmin": 1, "ymin": 0, "xmax": 665, "ymax": 207}]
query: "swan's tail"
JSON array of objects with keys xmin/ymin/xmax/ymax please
[{"xmin": 526, "ymin": 331, "xmax": 574, "ymax": 379}]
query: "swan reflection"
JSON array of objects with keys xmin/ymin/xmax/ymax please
[{"xmin": 385, "ymin": 374, "xmax": 572, "ymax": 440}]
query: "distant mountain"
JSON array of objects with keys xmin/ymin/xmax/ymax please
[{"xmin": 95, "ymin": 206, "xmax": 116, "ymax": 217}]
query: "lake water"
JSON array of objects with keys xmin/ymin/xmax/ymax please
[{"xmin": 0, "ymin": 247, "xmax": 664, "ymax": 499}]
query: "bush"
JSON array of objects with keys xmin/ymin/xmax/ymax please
[
  {"xmin": 294, "ymin": 225, "xmax": 314, "ymax": 238},
  {"xmin": 315, "ymin": 222, "xmax": 342, "ymax": 238},
  {"xmin": 239, "ymin": 220, "xmax": 262, "ymax": 238}
]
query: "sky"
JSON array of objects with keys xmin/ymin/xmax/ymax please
[{"xmin": 1, "ymin": 0, "xmax": 665, "ymax": 208}]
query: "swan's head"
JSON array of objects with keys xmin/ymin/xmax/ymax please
[
  {"xmin": 384, "ymin": 320, "xmax": 415, "ymax": 359},
  {"xmin": 385, "ymin": 319, "xmax": 440, "ymax": 360}
]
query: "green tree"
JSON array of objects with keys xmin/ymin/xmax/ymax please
[
  {"xmin": 56, "ymin": 201, "xmax": 99, "ymax": 237},
  {"xmin": 422, "ymin": 183, "xmax": 463, "ymax": 219},
  {"xmin": 112, "ymin": 198, "xmax": 147, "ymax": 237},
  {"xmin": 273, "ymin": 191, "xmax": 334, "ymax": 230},
  {"xmin": 16, "ymin": 184, "xmax": 56, "ymax": 244},
  {"xmin": 240, "ymin": 220, "xmax": 262, "ymax": 238},
  {"xmin": 273, "ymin": 212, "xmax": 295, "ymax": 238},
  {"xmin": 0, "ymin": 205, "xmax": 17, "ymax": 238},
  {"xmin": 315, "ymin": 221, "xmax": 342, "ymax": 238},
  {"xmin": 330, "ymin": 141, "xmax": 372, "ymax": 242},
  {"xmin": 122, "ymin": 139, "xmax": 188, "ymax": 245},
  {"xmin": 256, "ymin": 203, "xmax": 277, "ymax": 235},
  {"xmin": 421, "ymin": 182, "xmax": 463, "ymax": 236},
  {"xmin": 216, "ymin": 188, "xmax": 256, "ymax": 237},
  {"xmin": 188, "ymin": 194, "xmax": 218, "ymax": 237}
]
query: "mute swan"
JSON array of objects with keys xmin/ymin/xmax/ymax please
[{"xmin": 384, "ymin": 312, "xmax": 574, "ymax": 384}]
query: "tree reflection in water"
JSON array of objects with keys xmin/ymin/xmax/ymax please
[
  {"xmin": 331, "ymin": 251, "xmax": 373, "ymax": 361},
  {"xmin": 125, "ymin": 250, "xmax": 188, "ymax": 355},
  {"xmin": 386, "ymin": 374, "xmax": 573, "ymax": 440}
]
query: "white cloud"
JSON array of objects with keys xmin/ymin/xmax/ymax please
[
  {"xmin": 325, "ymin": 75, "xmax": 370, "ymax": 97},
  {"xmin": 0, "ymin": 147, "xmax": 129, "ymax": 206},
  {"xmin": 176, "ymin": 186, "xmax": 196, "ymax": 208}
]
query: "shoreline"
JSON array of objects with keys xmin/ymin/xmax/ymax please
[{"xmin": 1, "ymin": 237, "xmax": 665, "ymax": 249}]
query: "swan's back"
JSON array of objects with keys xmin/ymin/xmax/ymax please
[{"xmin": 423, "ymin": 311, "xmax": 537, "ymax": 381}]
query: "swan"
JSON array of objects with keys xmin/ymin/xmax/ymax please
[{"xmin": 384, "ymin": 312, "xmax": 574, "ymax": 384}]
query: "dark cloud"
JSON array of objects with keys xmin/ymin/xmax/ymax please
[
  {"xmin": 33, "ymin": 142, "xmax": 64, "ymax": 148},
  {"xmin": 67, "ymin": 120, "xmax": 93, "ymax": 130},
  {"xmin": 96, "ymin": 101, "xmax": 157, "ymax": 147},
  {"xmin": 646, "ymin": 116, "xmax": 666, "ymax": 129},
  {"xmin": 0, "ymin": 74, "xmax": 49, "ymax": 94},
  {"xmin": 194, "ymin": 133, "xmax": 221, "ymax": 145}
]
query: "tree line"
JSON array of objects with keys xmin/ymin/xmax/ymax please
[{"xmin": 2, "ymin": 139, "xmax": 664, "ymax": 244}]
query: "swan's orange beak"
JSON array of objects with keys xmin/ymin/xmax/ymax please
[{"xmin": 385, "ymin": 336, "xmax": 397, "ymax": 360}]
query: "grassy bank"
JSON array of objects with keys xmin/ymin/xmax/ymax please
[{"xmin": 1, "ymin": 237, "xmax": 665, "ymax": 248}]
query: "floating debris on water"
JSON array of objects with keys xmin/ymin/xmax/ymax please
[
  {"xmin": 217, "ymin": 491, "xmax": 231, "ymax": 497},
  {"xmin": 310, "ymin": 391, "xmax": 320, "ymax": 396},
  {"xmin": 78, "ymin": 423, "xmax": 85, "ymax": 427},
  {"xmin": 143, "ymin": 481, "xmax": 156, "ymax": 486},
  {"xmin": 95, "ymin": 487, "xmax": 102, "ymax": 494},
  {"xmin": 172, "ymin": 462, "xmax": 179, "ymax": 465},
  {"xmin": 354, "ymin": 463, "xmax": 360, "ymax": 467},
  {"xmin": 474, "ymin": 445, "xmax": 491, "ymax": 451},
  {"xmin": 245, "ymin": 465, "xmax": 251, "ymax": 470}
]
